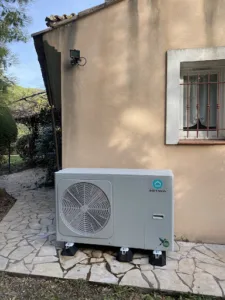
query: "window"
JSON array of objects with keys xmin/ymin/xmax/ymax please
[
  {"xmin": 166, "ymin": 47, "xmax": 225, "ymax": 144},
  {"xmin": 180, "ymin": 62, "xmax": 225, "ymax": 140}
]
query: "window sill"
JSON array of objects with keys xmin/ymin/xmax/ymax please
[{"xmin": 178, "ymin": 139, "xmax": 225, "ymax": 145}]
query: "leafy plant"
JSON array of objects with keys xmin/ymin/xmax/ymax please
[
  {"xmin": 0, "ymin": 0, "xmax": 32, "ymax": 68},
  {"xmin": 15, "ymin": 106, "xmax": 61, "ymax": 185},
  {"xmin": 0, "ymin": 150, "xmax": 6, "ymax": 164},
  {"xmin": 17, "ymin": 123, "xmax": 30, "ymax": 138},
  {"xmin": 16, "ymin": 134, "xmax": 31, "ymax": 162},
  {"xmin": 0, "ymin": 105, "xmax": 17, "ymax": 167},
  {"xmin": 0, "ymin": 0, "xmax": 33, "ymax": 104},
  {"xmin": 0, "ymin": 105, "xmax": 17, "ymax": 147},
  {"xmin": 34, "ymin": 124, "xmax": 61, "ymax": 184},
  {"xmin": 7, "ymin": 85, "xmax": 48, "ymax": 117}
]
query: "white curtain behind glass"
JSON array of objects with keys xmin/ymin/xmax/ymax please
[
  {"xmin": 219, "ymin": 71, "xmax": 225, "ymax": 138},
  {"xmin": 183, "ymin": 74, "xmax": 217, "ymax": 128}
]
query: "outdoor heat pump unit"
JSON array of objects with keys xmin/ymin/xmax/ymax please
[{"xmin": 55, "ymin": 168, "xmax": 174, "ymax": 265}]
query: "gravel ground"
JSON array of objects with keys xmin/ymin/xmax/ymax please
[
  {"xmin": 0, "ymin": 189, "xmax": 16, "ymax": 222},
  {"xmin": 0, "ymin": 273, "xmax": 220, "ymax": 300}
]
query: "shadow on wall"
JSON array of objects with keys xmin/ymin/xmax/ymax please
[
  {"xmin": 85, "ymin": 0, "xmax": 225, "ymax": 243},
  {"xmin": 59, "ymin": 0, "xmax": 225, "ymax": 170},
  {"xmin": 203, "ymin": 0, "xmax": 219, "ymax": 46},
  {"xmin": 61, "ymin": 21, "xmax": 80, "ymax": 150},
  {"xmin": 41, "ymin": 0, "xmax": 225, "ymax": 244},
  {"xmin": 43, "ymin": 41, "xmax": 61, "ymax": 111},
  {"xmin": 90, "ymin": 0, "xmax": 167, "ymax": 169},
  {"xmin": 93, "ymin": 0, "xmax": 225, "ymax": 169}
]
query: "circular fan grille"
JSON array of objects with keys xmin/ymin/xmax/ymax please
[{"xmin": 61, "ymin": 182, "xmax": 111, "ymax": 235}]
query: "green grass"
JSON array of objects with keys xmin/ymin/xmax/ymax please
[
  {"xmin": 9, "ymin": 154, "xmax": 23, "ymax": 165},
  {"xmin": 0, "ymin": 154, "xmax": 27, "ymax": 175}
]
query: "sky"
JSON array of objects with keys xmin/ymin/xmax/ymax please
[{"xmin": 7, "ymin": 0, "xmax": 104, "ymax": 89}]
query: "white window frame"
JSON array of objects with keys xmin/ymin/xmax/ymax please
[{"xmin": 166, "ymin": 47, "xmax": 225, "ymax": 144}]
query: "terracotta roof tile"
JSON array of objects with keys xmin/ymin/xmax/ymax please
[
  {"xmin": 44, "ymin": 0, "xmax": 124, "ymax": 29},
  {"xmin": 45, "ymin": 13, "xmax": 76, "ymax": 28}
]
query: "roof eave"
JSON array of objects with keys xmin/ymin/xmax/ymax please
[{"xmin": 32, "ymin": 28, "xmax": 52, "ymax": 37}]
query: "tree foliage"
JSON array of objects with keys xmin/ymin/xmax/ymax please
[
  {"xmin": 0, "ymin": 0, "xmax": 30, "ymax": 41},
  {"xmin": 0, "ymin": 0, "xmax": 33, "ymax": 144},
  {"xmin": 16, "ymin": 107, "xmax": 61, "ymax": 184},
  {"xmin": 17, "ymin": 123, "xmax": 29, "ymax": 138},
  {"xmin": 0, "ymin": 0, "xmax": 32, "ymax": 68},
  {"xmin": 7, "ymin": 85, "xmax": 48, "ymax": 118},
  {"xmin": 16, "ymin": 133, "xmax": 30, "ymax": 160},
  {"xmin": 0, "ymin": 0, "xmax": 32, "ymax": 94},
  {"xmin": 0, "ymin": 105, "xmax": 17, "ymax": 147}
]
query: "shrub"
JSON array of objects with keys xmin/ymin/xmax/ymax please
[
  {"xmin": 34, "ymin": 125, "xmax": 54, "ymax": 164},
  {"xmin": 17, "ymin": 123, "xmax": 30, "ymax": 139},
  {"xmin": 0, "ymin": 106, "xmax": 18, "ymax": 165},
  {"xmin": 15, "ymin": 107, "xmax": 61, "ymax": 185},
  {"xmin": 34, "ymin": 125, "xmax": 61, "ymax": 184},
  {"xmin": 16, "ymin": 134, "xmax": 32, "ymax": 162},
  {"xmin": 0, "ymin": 106, "xmax": 17, "ymax": 154},
  {"xmin": 0, "ymin": 153, "xmax": 7, "ymax": 165}
]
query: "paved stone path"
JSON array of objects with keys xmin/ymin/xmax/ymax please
[{"xmin": 0, "ymin": 169, "xmax": 225, "ymax": 297}]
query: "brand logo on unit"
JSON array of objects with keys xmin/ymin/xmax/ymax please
[
  {"xmin": 152, "ymin": 180, "xmax": 163, "ymax": 189},
  {"xmin": 149, "ymin": 179, "xmax": 166, "ymax": 193}
]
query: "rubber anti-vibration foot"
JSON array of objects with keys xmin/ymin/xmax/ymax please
[
  {"xmin": 61, "ymin": 242, "xmax": 78, "ymax": 257},
  {"xmin": 149, "ymin": 250, "xmax": 166, "ymax": 267},
  {"xmin": 116, "ymin": 247, "xmax": 133, "ymax": 262}
]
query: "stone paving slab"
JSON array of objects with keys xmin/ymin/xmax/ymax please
[{"xmin": 0, "ymin": 169, "xmax": 225, "ymax": 297}]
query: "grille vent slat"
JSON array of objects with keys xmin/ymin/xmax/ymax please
[{"xmin": 61, "ymin": 182, "xmax": 111, "ymax": 235}]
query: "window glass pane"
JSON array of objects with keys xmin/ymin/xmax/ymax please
[
  {"xmin": 210, "ymin": 74, "xmax": 217, "ymax": 127},
  {"xmin": 183, "ymin": 73, "xmax": 217, "ymax": 130},
  {"xmin": 183, "ymin": 75, "xmax": 198, "ymax": 128}
]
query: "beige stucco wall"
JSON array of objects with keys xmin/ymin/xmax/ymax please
[{"xmin": 43, "ymin": 0, "xmax": 225, "ymax": 244}]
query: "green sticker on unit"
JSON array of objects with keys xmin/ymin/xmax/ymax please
[
  {"xmin": 163, "ymin": 240, "xmax": 170, "ymax": 248},
  {"xmin": 159, "ymin": 238, "xmax": 170, "ymax": 248}
]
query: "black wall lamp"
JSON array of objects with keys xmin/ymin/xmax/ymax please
[{"xmin": 70, "ymin": 49, "xmax": 87, "ymax": 66}]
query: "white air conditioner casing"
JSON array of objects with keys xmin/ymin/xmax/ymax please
[{"xmin": 55, "ymin": 168, "xmax": 174, "ymax": 251}]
